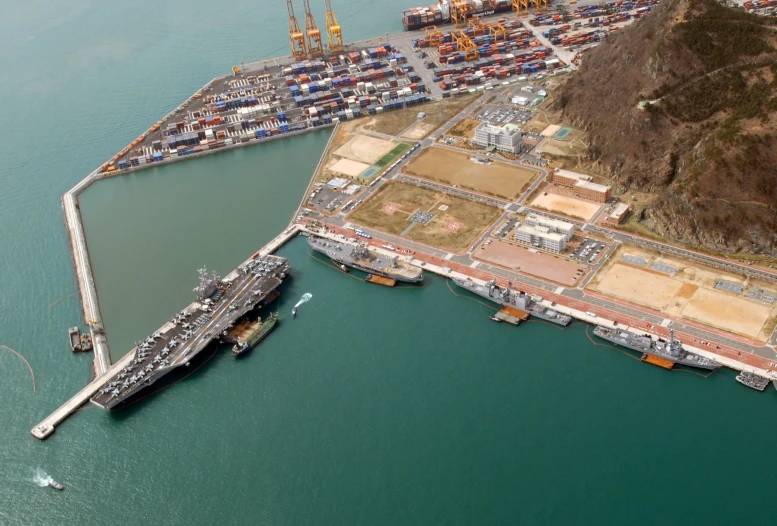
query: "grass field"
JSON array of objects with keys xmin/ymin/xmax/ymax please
[
  {"xmin": 374, "ymin": 143, "xmax": 410, "ymax": 168},
  {"xmin": 448, "ymin": 118, "xmax": 480, "ymax": 138},
  {"xmin": 403, "ymin": 147, "xmax": 537, "ymax": 199},
  {"xmin": 348, "ymin": 181, "xmax": 501, "ymax": 253}
]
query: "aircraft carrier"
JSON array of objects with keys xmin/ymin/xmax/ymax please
[
  {"xmin": 593, "ymin": 326, "xmax": 721, "ymax": 370},
  {"xmin": 91, "ymin": 254, "xmax": 290, "ymax": 409},
  {"xmin": 308, "ymin": 236, "xmax": 423, "ymax": 283},
  {"xmin": 453, "ymin": 278, "xmax": 571, "ymax": 326}
]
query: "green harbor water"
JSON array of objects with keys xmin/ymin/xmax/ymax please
[{"xmin": 3, "ymin": 1, "xmax": 777, "ymax": 524}]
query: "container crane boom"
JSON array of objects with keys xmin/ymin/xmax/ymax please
[
  {"xmin": 303, "ymin": 0, "xmax": 324, "ymax": 58},
  {"xmin": 324, "ymin": 0, "xmax": 344, "ymax": 54},
  {"xmin": 287, "ymin": 0, "xmax": 307, "ymax": 61}
]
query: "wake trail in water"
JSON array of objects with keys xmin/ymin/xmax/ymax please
[
  {"xmin": 33, "ymin": 468, "xmax": 52, "ymax": 487},
  {"xmin": 294, "ymin": 293, "xmax": 312, "ymax": 308}
]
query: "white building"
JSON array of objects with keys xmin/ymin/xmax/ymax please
[
  {"xmin": 472, "ymin": 122, "xmax": 524, "ymax": 154},
  {"xmin": 513, "ymin": 224, "xmax": 567, "ymax": 253},
  {"xmin": 524, "ymin": 213, "xmax": 574, "ymax": 240}
]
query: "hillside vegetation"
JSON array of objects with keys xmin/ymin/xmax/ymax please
[{"xmin": 554, "ymin": 0, "xmax": 777, "ymax": 254}]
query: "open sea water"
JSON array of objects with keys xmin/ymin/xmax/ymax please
[{"xmin": 2, "ymin": 1, "xmax": 777, "ymax": 524}]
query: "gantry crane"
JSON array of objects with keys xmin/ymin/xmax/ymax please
[
  {"xmin": 287, "ymin": 0, "xmax": 307, "ymax": 61},
  {"xmin": 452, "ymin": 30, "xmax": 478, "ymax": 61},
  {"xmin": 426, "ymin": 25, "xmax": 443, "ymax": 47},
  {"xmin": 488, "ymin": 22, "xmax": 507, "ymax": 42},
  {"xmin": 303, "ymin": 0, "xmax": 324, "ymax": 58},
  {"xmin": 324, "ymin": 0, "xmax": 343, "ymax": 54},
  {"xmin": 513, "ymin": 0, "xmax": 529, "ymax": 16},
  {"xmin": 468, "ymin": 17, "xmax": 486, "ymax": 36},
  {"xmin": 532, "ymin": 0, "xmax": 548, "ymax": 14},
  {"xmin": 450, "ymin": 0, "xmax": 469, "ymax": 28}
]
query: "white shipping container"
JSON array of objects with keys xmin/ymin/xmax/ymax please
[
  {"xmin": 332, "ymin": 117, "xmax": 341, "ymax": 124},
  {"xmin": 357, "ymin": 82, "xmax": 365, "ymax": 91},
  {"xmin": 389, "ymin": 59, "xmax": 398, "ymax": 67},
  {"xmin": 376, "ymin": 106, "xmax": 384, "ymax": 113}
]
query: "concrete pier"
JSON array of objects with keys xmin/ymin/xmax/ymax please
[
  {"xmin": 62, "ymin": 172, "xmax": 111, "ymax": 375},
  {"xmin": 31, "ymin": 350, "xmax": 135, "ymax": 439}
]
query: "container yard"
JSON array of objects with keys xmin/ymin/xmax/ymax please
[{"xmin": 88, "ymin": 0, "xmax": 662, "ymax": 181}]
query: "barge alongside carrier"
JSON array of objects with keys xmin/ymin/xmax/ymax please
[
  {"xmin": 593, "ymin": 326, "xmax": 721, "ymax": 370},
  {"xmin": 308, "ymin": 236, "xmax": 423, "ymax": 283},
  {"xmin": 453, "ymin": 277, "xmax": 571, "ymax": 326}
]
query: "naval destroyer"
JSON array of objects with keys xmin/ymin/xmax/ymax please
[
  {"xmin": 91, "ymin": 255, "xmax": 290, "ymax": 410},
  {"xmin": 453, "ymin": 278, "xmax": 571, "ymax": 326},
  {"xmin": 593, "ymin": 326, "xmax": 721, "ymax": 370},
  {"xmin": 308, "ymin": 236, "xmax": 423, "ymax": 283}
]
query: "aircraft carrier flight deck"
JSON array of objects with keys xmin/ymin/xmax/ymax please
[{"xmin": 91, "ymin": 254, "xmax": 290, "ymax": 409}]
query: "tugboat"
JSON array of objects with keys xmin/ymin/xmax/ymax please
[
  {"xmin": 292, "ymin": 306, "xmax": 298, "ymax": 318},
  {"xmin": 48, "ymin": 479, "xmax": 64, "ymax": 491},
  {"xmin": 231, "ymin": 313, "xmax": 279, "ymax": 357}
]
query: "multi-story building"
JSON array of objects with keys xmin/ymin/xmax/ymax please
[
  {"xmin": 472, "ymin": 122, "xmax": 524, "ymax": 154},
  {"xmin": 513, "ymin": 224, "xmax": 567, "ymax": 253},
  {"xmin": 552, "ymin": 168, "xmax": 611, "ymax": 203},
  {"xmin": 524, "ymin": 213, "xmax": 575, "ymax": 240},
  {"xmin": 604, "ymin": 203, "xmax": 630, "ymax": 225}
]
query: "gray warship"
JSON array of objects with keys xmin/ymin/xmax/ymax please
[
  {"xmin": 308, "ymin": 236, "xmax": 423, "ymax": 283},
  {"xmin": 736, "ymin": 371, "xmax": 770, "ymax": 391},
  {"xmin": 452, "ymin": 278, "xmax": 571, "ymax": 326},
  {"xmin": 593, "ymin": 326, "xmax": 721, "ymax": 370},
  {"xmin": 91, "ymin": 255, "xmax": 290, "ymax": 410}
]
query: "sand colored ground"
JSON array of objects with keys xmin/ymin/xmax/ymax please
[
  {"xmin": 403, "ymin": 147, "xmax": 537, "ymax": 200},
  {"xmin": 593, "ymin": 263, "xmax": 685, "ymax": 312},
  {"xmin": 334, "ymin": 135, "xmax": 397, "ymax": 164},
  {"xmin": 402, "ymin": 121, "xmax": 436, "ymax": 140},
  {"xmin": 348, "ymin": 181, "xmax": 500, "ymax": 253},
  {"xmin": 476, "ymin": 241, "xmax": 586, "ymax": 286},
  {"xmin": 448, "ymin": 118, "xmax": 480, "ymax": 139},
  {"xmin": 540, "ymin": 124, "xmax": 561, "ymax": 137},
  {"xmin": 531, "ymin": 192, "xmax": 601, "ymax": 221},
  {"xmin": 330, "ymin": 158, "xmax": 370, "ymax": 177},
  {"xmin": 681, "ymin": 288, "xmax": 771, "ymax": 339}
]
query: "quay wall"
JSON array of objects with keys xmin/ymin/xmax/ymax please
[{"xmin": 300, "ymin": 225, "xmax": 777, "ymax": 380}]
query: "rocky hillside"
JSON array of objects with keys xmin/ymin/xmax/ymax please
[{"xmin": 553, "ymin": 0, "xmax": 777, "ymax": 255}]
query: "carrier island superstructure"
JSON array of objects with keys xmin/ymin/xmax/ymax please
[{"xmin": 90, "ymin": 255, "xmax": 290, "ymax": 410}]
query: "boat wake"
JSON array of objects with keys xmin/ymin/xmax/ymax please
[
  {"xmin": 294, "ymin": 293, "xmax": 312, "ymax": 308},
  {"xmin": 33, "ymin": 468, "xmax": 52, "ymax": 487}
]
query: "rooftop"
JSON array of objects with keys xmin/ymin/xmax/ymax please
[
  {"xmin": 526, "ymin": 213, "xmax": 574, "ymax": 231},
  {"xmin": 476, "ymin": 122, "xmax": 522, "ymax": 137},
  {"xmin": 574, "ymin": 179, "xmax": 611, "ymax": 192},
  {"xmin": 516, "ymin": 223, "xmax": 566, "ymax": 242},
  {"xmin": 554, "ymin": 168, "xmax": 592, "ymax": 182},
  {"xmin": 609, "ymin": 202, "xmax": 630, "ymax": 219}
]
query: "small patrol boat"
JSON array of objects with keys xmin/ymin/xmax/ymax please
[
  {"xmin": 292, "ymin": 306, "xmax": 298, "ymax": 318},
  {"xmin": 488, "ymin": 315, "xmax": 501, "ymax": 322},
  {"xmin": 48, "ymin": 479, "xmax": 64, "ymax": 491}
]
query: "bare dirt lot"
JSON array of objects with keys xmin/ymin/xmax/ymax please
[
  {"xmin": 681, "ymin": 288, "xmax": 772, "ymax": 339},
  {"xmin": 364, "ymin": 93, "xmax": 479, "ymax": 137},
  {"xmin": 334, "ymin": 135, "xmax": 398, "ymax": 164},
  {"xmin": 476, "ymin": 241, "xmax": 586, "ymax": 286},
  {"xmin": 347, "ymin": 181, "xmax": 501, "ymax": 253},
  {"xmin": 330, "ymin": 158, "xmax": 370, "ymax": 177},
  {"xmin": 587, "ymin": 243, "xmax": 777, "ymax": 341},
  {"xmin": 448, "ymin": 118, "xmax": 480, "ymax": 139},
  {"xmin": 403, "ymin": 147, "xmax": 537, "ymax": 199},
  {"xmin": 402, "ymin": 121, "xmax": 437, "ymax": 140},
  {"xmin": 531, "ymin": 192, "xmax": 601, "ymax": 221},
  {"xmin": 593, "ymin": 263, "xmax": 686, "ymax": 312}
]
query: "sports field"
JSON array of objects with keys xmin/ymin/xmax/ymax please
[
  {"xmin": 403, "ymin": 147, "xmax": 536, "ymax": 199},
  {"xmin": 334, "ymin": 135, "xmax": 397, "ymax": 164},
  {"xmin": 531, "ymin": 192, "xmax": 601, "ymax": 221},
  {"xmin": 347, "ymin": 181, "xmax": 501, "ymax": 253}
]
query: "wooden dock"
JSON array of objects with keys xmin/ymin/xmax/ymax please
[
  {"xmin": 641, "ymin": 353, "xmax": 675, "ymax": 369},
  {"xmin": 366, "ymin": 274, "xmax": 396, "ymax": 287}
]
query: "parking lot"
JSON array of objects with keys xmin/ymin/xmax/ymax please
[
  {"xmin": 571, "ymin": 238, "xmax": 609, "ymax": 265},
  {"xmin": 476, "ymin": 105, "xmax": 535, "ymax": 127},
  {"xmin": 308, "ymin": 183, "xmax": 363, "ymax": 214},
  {"xmin": 492, "ymin": 216, "xmax": 520, "ymax": 238}
]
